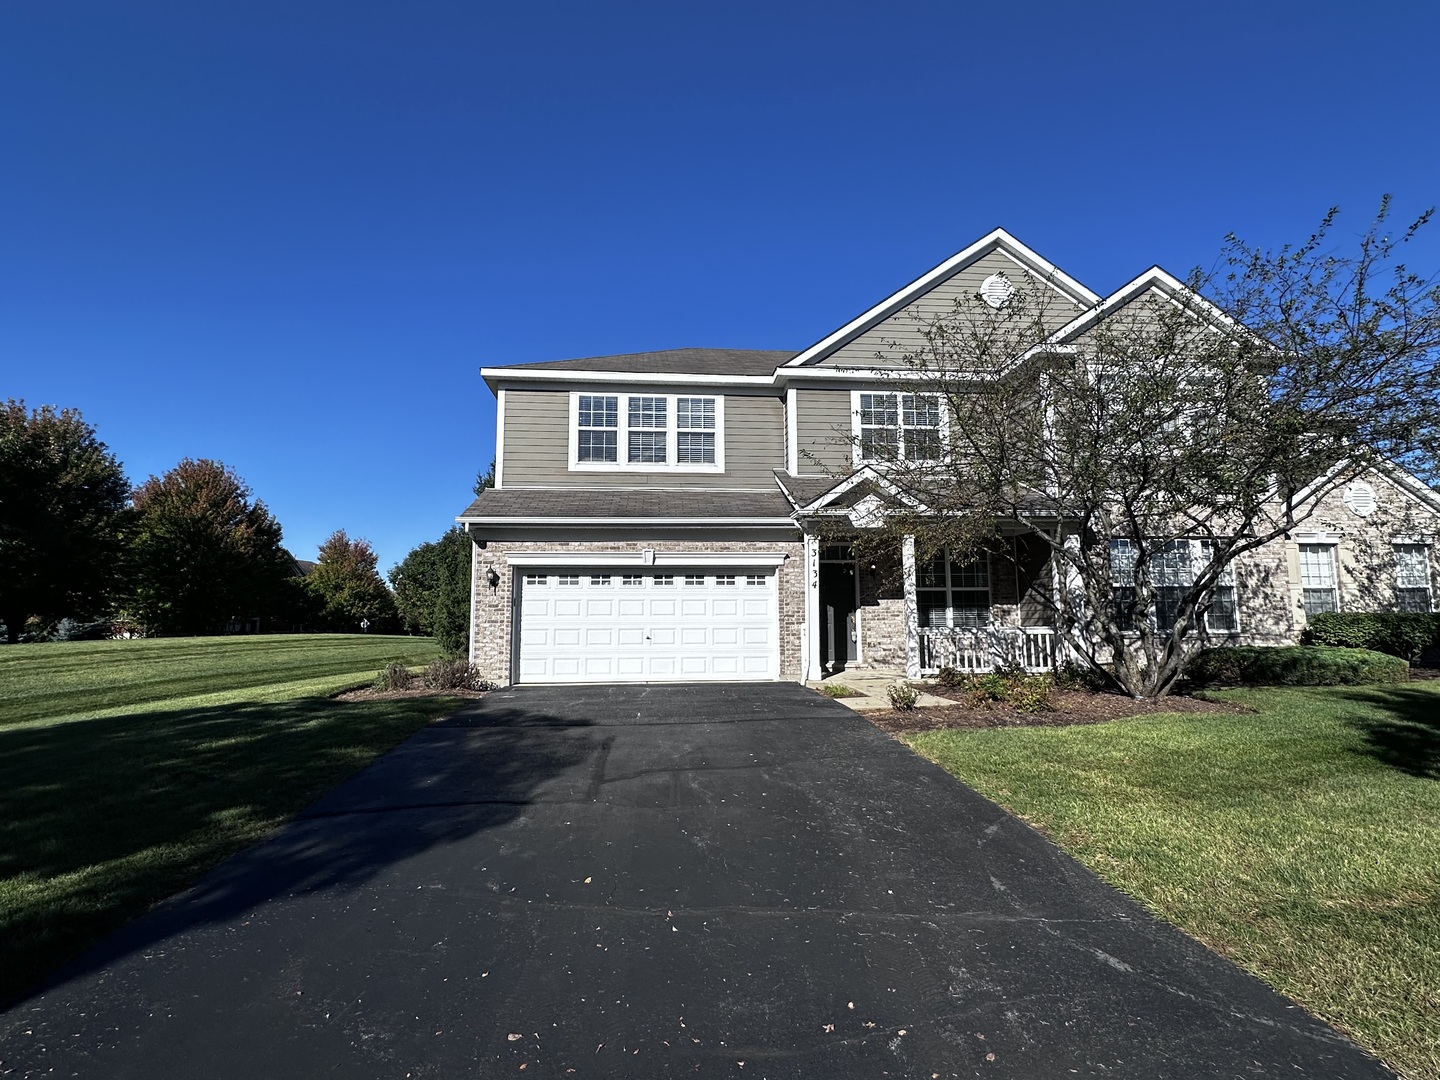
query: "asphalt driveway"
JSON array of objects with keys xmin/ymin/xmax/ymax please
[{"xmin": 0, "ymin": 684, "xmax": 1390, "ymax": 1078}]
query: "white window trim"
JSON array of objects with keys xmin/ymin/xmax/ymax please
[
  {"xmin": 1393, "ymin": 540, "xmax": 1434, "ymax": 613},
  {"xmin": 1297, "ymin": 541, "xmax": 1341, "ymax": 617},
  {"xmin": 568, "ymin": 392, "xmax": 725, "ymax": 473},
  {"xmin": 916, "ymin": 548, "xmax": 992, "ymax": 629},
  {"xmin": 850, "ymin": 390, "xmax": 947, "ymax": 465}
]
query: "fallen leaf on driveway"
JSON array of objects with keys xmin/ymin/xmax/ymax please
[
  {"xmin": 507, "ymin": 1033, "xmax": 522, "ymax": 1041},
  {"xmin": 584, "ymin": 877, "xmax": 592, "ymax": 884}
]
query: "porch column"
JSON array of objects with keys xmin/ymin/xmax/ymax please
[
  {"xmin": 803, "ymin": 533, "xmax": 823, "ymax": 680},
  {"xmin": 902, "ymin": 534, "xmax": 920, "ymax": 678}
]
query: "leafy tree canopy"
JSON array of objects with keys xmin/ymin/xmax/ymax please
[
  {"xmin": 390, "ymin": 527, "xmax": 472, "ymax": 656},
  {"xmin": 307, "ymin": 529, "xmax": 398, "ymax": 632},
  {"xmin": 0, "ymin": 401, "xmax": 130, "ymax": 643},
  {"xmin": 130, "ymin": 458, "xmax": 293, "ymax": 636}
]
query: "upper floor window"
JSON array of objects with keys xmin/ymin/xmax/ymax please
[
  {"xmin": 570, "ymin": 393, "xmax": 723, "ymax": 471},
  {"xmin": 1111, "ymin": 538, "xmax": 1237, "ymax": 633},
  {"xmin": 1394, "ymin": 543, "xmax": 1432, "ymax": 613},
  {"xmin": 854, "ymin": 392, "xmax": 942, "ymax": 463}
]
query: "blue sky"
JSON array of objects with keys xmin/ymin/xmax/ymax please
[{"xmin": 4, "ymin": 0, "xmax": 1437, "ymax": 574}]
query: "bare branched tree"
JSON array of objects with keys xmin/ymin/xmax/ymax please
[{"xmin": 860, "ymin": 200, "xmax": 1440, "ymax": 697}]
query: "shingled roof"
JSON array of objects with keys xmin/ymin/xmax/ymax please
[
  {"xmin": 457, "ymin": 487, "xmax": 798, "ymax": 522},
  {"xmin": 495, "ymin": 348, "xmax": 797, "ymax": 378}
]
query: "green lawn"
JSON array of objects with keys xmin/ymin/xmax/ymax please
[
  {"xmin": 906, "ymin": 684, "xmax": 1440, "ymax": 1080},
  {"xmin": 0, "ymin": 634, "xmax": 459, "ymax": 1007}
]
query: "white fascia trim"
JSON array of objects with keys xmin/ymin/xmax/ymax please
[
  {"xmin": 777, "ymin": 367, "xmax": 999, "ymax": 384},
  {"xmin": 457, "ymin": 516, "xmax": 798, "ymax": 527},
  {"xmin": 1047, "ymin": 267, "xmax": 1258, "ymax": 348},
  {"xmin": 1380, "ymin": 463, "xmax": 1440, "ymax": 516},
  {"xmin": 785, "ymin": 386, "xmax": 798, "ymax": 474},
  {"xmin": 1294, "ymin": 531, "xmax": 1343, "ymax": 545},
  {"xmin": 784, "ymin": 228, "xmax": 1101, "ymax": 369},
  {"xmin": 506, "ymin": 551, "xmax": 789, "ymax": 568},
  {"xmin": 484, "ymin": 368, "xmax": 776, "ymax": 390},
  {"xmin": 796, "ymin": 465, "xmax": 932, "ymax": 515},
  {"xmin": 493, "ymin": 387, "xmax": 506, "ymax": 489}
]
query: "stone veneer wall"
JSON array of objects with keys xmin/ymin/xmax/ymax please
[
  {"xmin": 1228, "ymin": 470, "xmax": 1440, "ymax": 644},
  {"xmin": 470, "ymin": 539, "xmax": 806, "ymax": 685}
]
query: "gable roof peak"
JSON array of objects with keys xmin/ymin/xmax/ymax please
[{"xmin": 784, "ymin": 227, "xmax": 1102, "ymax": 368}]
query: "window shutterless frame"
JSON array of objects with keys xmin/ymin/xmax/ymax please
[
  {"xmin": 568, "ymin": 392, "xmax": 725, "ymax": 472},
  {"xmin": 850, "ymin": 390, "xmax": 946, "ymax": 464}
]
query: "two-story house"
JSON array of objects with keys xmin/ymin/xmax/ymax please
[{"xmin": 458, "ymin": 229, "xmax": 1440, "ymax": 686}]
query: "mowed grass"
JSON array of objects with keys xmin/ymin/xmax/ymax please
[
  {"xmin": 906, "ymin": 684, "xmax": 1440, "ymax": 1080},
  {"xmin": 0, "ymin": 635, "xmax": 457, "ymax": 1007}
]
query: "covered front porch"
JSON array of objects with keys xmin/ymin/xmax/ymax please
[{"xmin": 800, "ymin": 532, "xmax": 1067, "ymax": 681}]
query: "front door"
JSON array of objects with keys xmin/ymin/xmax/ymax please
[{"xmin": 818, "ymin": 558, "xmax": 858, "ymax": 672}]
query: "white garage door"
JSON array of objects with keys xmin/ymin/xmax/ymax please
[{"xmin": 516, "ymin": 569, "xmax": 778, "ymax": 683}]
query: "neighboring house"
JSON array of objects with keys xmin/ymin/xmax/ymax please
[{"xmin": 458, "ymin": 230, "xmax": 1440, "ymax": 686}]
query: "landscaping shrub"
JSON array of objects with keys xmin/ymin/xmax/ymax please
[
  {"xmin": 887, "ymin": 681, "xmax": 919, "ymax": 711},
  {"xmin": 1304, "ymin": 611, "xmax": 1440, "ymax": 659},
  {"xmin": 1007, "ymin": 675, "xmax": 1053, "ymax": 713},
  {"xmin": 373, "ymin": 661, "xmax": 414, "ymax": 691},
  {"xmin": 933, "ymin": 666, "xmax": 965, "ymax": 688},
  {"xmin": 49, "ymin": 618, "xmax": 112, "ymax": 642},
  {"xmin": 421, "ymin": 658, "xmax": 497, "ymax": 691},
  {"xmin": 1186, "ymin": 645, "xmax": 1408, "ymax": 688},
  {"xmin": 819, "ymin": 683, "xmax": 860, "ymax": 698}
]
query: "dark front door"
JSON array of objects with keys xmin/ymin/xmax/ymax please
[{"xmin": 819, "ymin": 560, "xmax": 858, "ymax": 671}]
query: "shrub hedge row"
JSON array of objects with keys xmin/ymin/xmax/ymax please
[
  {"xmin": 1186, "ymin": 645, "xmax": 1409, "ymax": 688},
  {"xmin": 1304, "ymin": 611, "xmax": 1440, "ymax": 658}
]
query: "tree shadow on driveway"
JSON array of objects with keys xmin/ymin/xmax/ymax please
[{"xmin": 0, "ymin": 692, "xmax": 595, "ymax": 1009}]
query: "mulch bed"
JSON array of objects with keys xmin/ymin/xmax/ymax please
[
  {"xmin": 333, "ymin": 687, "xmax": 490, "ymax": 703},
  {"xmin": 868, "ymin": 686, "xmax": 1252, "ymax": 735}
]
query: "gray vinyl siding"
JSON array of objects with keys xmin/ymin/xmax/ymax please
[
  {"xmin": 501, "ymin": 388, "xmax": 785, "ymax": 488},
  {"xmin": 794, "ymin": 388, "xmax": 854, "ymax": 473},
  {"xmin": 818, "ymin": 250, "xmax": 1087, "ymax": 367}
]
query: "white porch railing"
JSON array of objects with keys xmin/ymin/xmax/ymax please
[{"xmin": 918, "ymin": 626, "xmax": 1064, "ymax": 675}]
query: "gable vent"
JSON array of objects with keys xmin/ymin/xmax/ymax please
[{"xmin": 1342, "ymin": 481, "xmax": 1378, "ymax": 518}]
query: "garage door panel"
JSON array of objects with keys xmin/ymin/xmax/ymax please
[{"xmin": 516, "ymin": 569, "xmax": 779, "ymax": 683}]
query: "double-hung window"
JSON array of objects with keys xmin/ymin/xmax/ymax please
[
  {"xmin": 628, "ymin": 396, "xmax": 667, "ymax": 463},
  {"xmin": 570, "ymin": 393, "xmax": 723, "ymax": 471},
  {"xmin": 1110, "ymin": 538, "xmax": 1237, "ymax": 633},
  {"xmin": 1298, "ymin": 544, "xmax": 1338, "ymax": 616},
  {"xmin": 1394, "ymin": 543, "xmax": 1433, "ymax": 612},
  {"xmin": 676, "ymin": 397, "xmax": 716, "ymax": 463},
  {"xmin": 917, "ymin": 550, "xmax": 991, "ymax": 629},
  {"xmin": 576, "ymin": 395, "xmax": 619, "ymax": 463},
  {"xmin": 855, "ymin": 392, "xmax": 942, "ymax": 462}
]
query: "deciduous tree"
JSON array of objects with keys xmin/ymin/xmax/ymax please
[
  {"xmin": 130, "ymin": 459, "xmax": 293, "ymax": 635},
  {"xmin": 863, "ymin": 200, "xmax": 1440, "ymax": 697},
  {"xmin": 306, "ymin": 530, "xmax": 398, "ymax": 632},
  {"xmin": 0, "ymin": 401, "xmax": 130, "ymax": 642}
]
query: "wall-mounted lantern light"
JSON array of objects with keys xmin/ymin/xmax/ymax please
[{"xmin": 485, "ymin": 567, "xmax": 501, "ymax": 593}]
